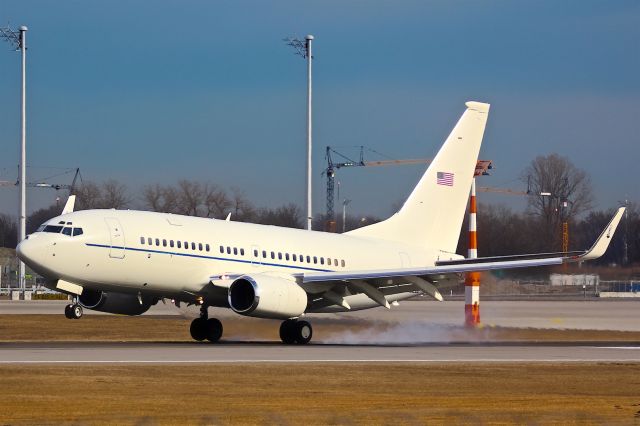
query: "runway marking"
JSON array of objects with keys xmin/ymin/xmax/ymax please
[
  {"xmin": 595, "ymin": 346, "xmax": 640, "ymax": 350},
  {"xmin": 1, "ymin": 359, "xmax": 640, "ymax": 364}
]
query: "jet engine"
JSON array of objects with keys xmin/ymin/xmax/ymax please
[
  {"xmin": 228, "ymin": 274, "xmax": 308, "ymax": 319},
  {"xmin": 79, "ymin": 289, "xmax": 155, "ymax": 316}
]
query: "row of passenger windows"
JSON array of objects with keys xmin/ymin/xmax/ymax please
[
  {"xmin": 140, "ymin": 236, "xmax": 210, "ymax": 252},
  {"xmin": 139, "ymin": 236, "xmax": 346, "ymax": 268},
  {"xmin": 255, "ymin": 249, "xmax": 345, "ymax": 267}
]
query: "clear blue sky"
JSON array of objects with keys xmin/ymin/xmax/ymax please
[{"xmin": 0, "ymin": 0, "xmax": 638, "ymax": 219}]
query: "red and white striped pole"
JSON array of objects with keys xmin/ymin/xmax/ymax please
[{"xmin": 465, "ymin": 178, "xmax": 481, "ymax": 326}]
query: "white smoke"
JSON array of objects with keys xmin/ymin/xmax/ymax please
[{"xmin": 318, "ymin": 320, "xmax": 496, "ymax": 345}]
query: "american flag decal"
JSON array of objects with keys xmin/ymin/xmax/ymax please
[{"xmin": 437, "ymin": 171, "xmax": 454, "ymax": 186}]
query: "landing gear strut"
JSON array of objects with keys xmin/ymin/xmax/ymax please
[
  {"xmin": 190, "ymin": 305, "xmax": 223, "ymax": 343},
  {"xmin": 280, "ymin": 319, "xmax": 312, "ymax": 345},
  {"xmin": 64, "ymin": 298, "xmax": 83, "ymax": 320}
]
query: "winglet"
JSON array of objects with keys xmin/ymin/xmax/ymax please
[
  {"xmin": 579, "ymin": 207, "xmax": 625, "ymax": 261},
  {"xmin": 62, "ymin": 195, "xmax": 76, "ymax": 215}
]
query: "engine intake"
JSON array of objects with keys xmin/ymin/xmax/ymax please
[
  {"xmin": 79, "ymin": 289, "xmax": 155, "ymax": 316},
  {"xmin": 228, "ymin": 275, "xmax": 307, "ymax": 319}
]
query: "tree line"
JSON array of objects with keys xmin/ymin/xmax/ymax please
[{"xmin": 0, "ymin": 153, "xmax": 635, "ymax": 266}]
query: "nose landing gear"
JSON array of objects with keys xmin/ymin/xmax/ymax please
[
  {"xmin": 64, "ymin": 300, "xmax": 83, "ymax": 319},
  {"xmin": 189, "ymin": 305, "xmax": 223, "ymax": 343},
  {"xmin": 280, "ymin": 319, "xmax": 312, "ymax": 345}
]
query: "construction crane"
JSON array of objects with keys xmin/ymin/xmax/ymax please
[
  {"xmin": 324, "ymin": 146, "xmax": 430, "ymax": 232},
  {"xmin": 0, "ymin": 167, "xmax": 82, "ymax": 194}
]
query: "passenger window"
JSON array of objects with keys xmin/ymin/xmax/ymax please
[
  {"xmin": 285, "ymin": 253, "xmax": 290, "ymax": 261},
  {"xmin": 341, "ymin": 260, "xmax": 345, "ymax": 267},
  {"xmin": 300, "ymin": 254, "xmax": 304, "ymax": 262},
  {"xmin": 306, "ymin": 256, "xmax": 310, "ymax": 263},
  {"xmin": 227, "ymin": 247, "xmax": 231, "ymax": 254},
  {"xmin": 184, "ymin": 241, "xmax": 188, "ymax": 249},
  {"xmin": 163, "ymin": 239, "xmax": 167, "ymax": 247},
  {"xmin": 170, "ymin": 240, "xmax": 174, "ymax": 248},
  {"xmin": 254, "ymin": 249, "xmax": 258, "ymax": 257},
  {"xmin": 240, "ymin": 248, "xmax": 245, "ymax": 256},
  {"xmin": 147, "ymin": 237, "xmax": 152, "ymax": 245},
  {"xmin": 191, "ymin": 242, "xmax": 196, "ymax": 250},
  {"xmin": 198, "ymin": 243, "xmax": 203, "ymax": 251},
  {"xmin": 320, "ymin": 257, "xmax": 324, "ymax": 265},
  {"xmin": 233, "ymin": 248, "xmax": 238, "ymax": 255},
  {"xmin": 262, "ymin": 250, "xmax": 266, "ymax": 258},
  {"xmin": 220, "ymin": 245, "xmax": 224, "ymax": 254},
  {"xmin": 73, "ymin": 228, "xmax": 83, "ymax": 237},
  {"xmin": 140, "ymin": 237, "xmax": 145, "ymax": 244},
  {"xmin": 334, "ymin": 259, "xmax": 338, "ymax": 267},
  {"xmin": 206, "ymin": 244, "xmax": 210, "ymax": 252},
  {"xmin": 62, "ymin": 227, "xmax": 72, "ymax": 236},
  {"xmin": 292, "ymin": 254, "xmax": 297, "ymax": 261},
  {"xmin": 155, "ymin": 238, "xmax": 160, "ymax": 246},
  {"xmin": 278, "ymin": 252, "xmax": 282, "ymax": 260},
  {"xmin": 313, "ymin": 256, "xmax": 317, "ymax": 264},
  {"xmin": 177, "ymin": 241, "xmax": 182, "ymax": 248},
  {"xmin": 271, "ymin": 251, "xmax": 275, "ymax": 259}
]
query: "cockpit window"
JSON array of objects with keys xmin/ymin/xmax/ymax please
[
  {"xmin": 38, "ymin": 225, "xmax": 83, "ymax": 236},
  {"xmin": 43, "ymin": 225, "xmax": 64, "ymax": 233}
]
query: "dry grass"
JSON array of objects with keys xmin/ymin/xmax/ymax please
[
  {"xmin": 1, "ymin": 363, "xmax": 640, "ymax": 424},
  {"xmin": 2, "ymin": 314, "xmax": 640, "ymax": 343}
]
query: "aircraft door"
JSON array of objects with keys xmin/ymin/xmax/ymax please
[{"xmin": 105, "ymin": 217, "xmax": 126, "ymax": 259}]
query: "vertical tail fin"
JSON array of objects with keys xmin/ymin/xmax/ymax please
[{"xmin": 346, "ymin": 101, "xmax": 490, "ymax": 253}]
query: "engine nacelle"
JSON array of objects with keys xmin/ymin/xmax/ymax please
[
  {"xmin": 228, "ymin": 274, "xmax": 308, "ymax": 319},
  {"xmin": 79, "ymin": 289, "xmax": 154, "ymax": 316}
]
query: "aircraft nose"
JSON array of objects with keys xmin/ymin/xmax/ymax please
[
  {"xmin": 16, "ymin": 237, "xmax": 32, "ymax": 263},
  {"xmin": 16, "ymin": 235, "xmax": 51, "ymax": 274}
]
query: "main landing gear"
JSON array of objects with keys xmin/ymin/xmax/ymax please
[
  {"xmin": 279, "ymin": 319, "xmax": 312, "ymax": 345},
  {"xmin": 64, "ymin": 298, "xmax": 83, "ymax": 319},
  {"xmin": 190, "ymin": 305, "xmax": 223, "ymax": 343}
]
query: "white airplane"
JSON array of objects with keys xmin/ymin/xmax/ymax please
[{"xmin": 17, "ymin": 101, "xmax": 624, "ymax": 344}]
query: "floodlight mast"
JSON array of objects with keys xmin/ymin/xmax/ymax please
[
  {"xmin": 1, "ymin": 25, "xmax": 28, "ymax": 295},
  {"xmin": 285, "ymin": 35, "xmax": 314, "ymax": 230}
]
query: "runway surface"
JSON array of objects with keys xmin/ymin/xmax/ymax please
[
  {"xmin": 2, "ymin": 300, "xmax": 639, "ymax": 364},
  {"xmin": 1, "ymin": 341, "xmax": 639, "ymax": 363}
]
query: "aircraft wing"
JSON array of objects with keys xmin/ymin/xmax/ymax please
[{"xmin": 299, "ymin": 207, "xmax": 624, "ymax": 308}]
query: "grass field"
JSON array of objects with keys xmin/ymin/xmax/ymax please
[{"xmin": 1, "ymin": 363, "xmax": 640, "ymax": 424}]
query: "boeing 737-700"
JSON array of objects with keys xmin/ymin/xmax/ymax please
[{"xmin": 16, "ymin": 101, "xmax": 624, "ymax": 344}]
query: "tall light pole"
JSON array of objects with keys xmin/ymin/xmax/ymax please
[
  {"xmin": 285, "ymin": 34, "xmax": 314, "ymax": 230},
  {"xmin": 1, "ymin": 25, "xmax": 28, "ymax": 294}
]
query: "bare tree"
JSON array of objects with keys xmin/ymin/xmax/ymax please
[
  {"xmin": 143, "ymin": 184, "xmax": 179, "ymax": 213},
  {"xmin": 101, "ymin": 180, "xmax": 130, "ymax": 209},
  {"xmin": 522, "ymin": 153, "xmax": 594, "ymax": 249},
  {"xmin": 256, "ymin": 203, "xmax": 304, "ymax": 228},
  {"xmin": 177, "ymin": 180, "xmax": 205, "ymax": 216},
  {"xmin": 74, "ymin": 181, "xmax": 103, "ymax": 210},
  {"xmin": 204, "ymin": 184, "xmax": 231, "ymax": 219},
  {"xmin": 0, "ymin": 213, "xmax": 18, "ymax": 248},
  {"xmin": 230, "ymin": 187, "xmax": 256, "ymax": 222}
]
